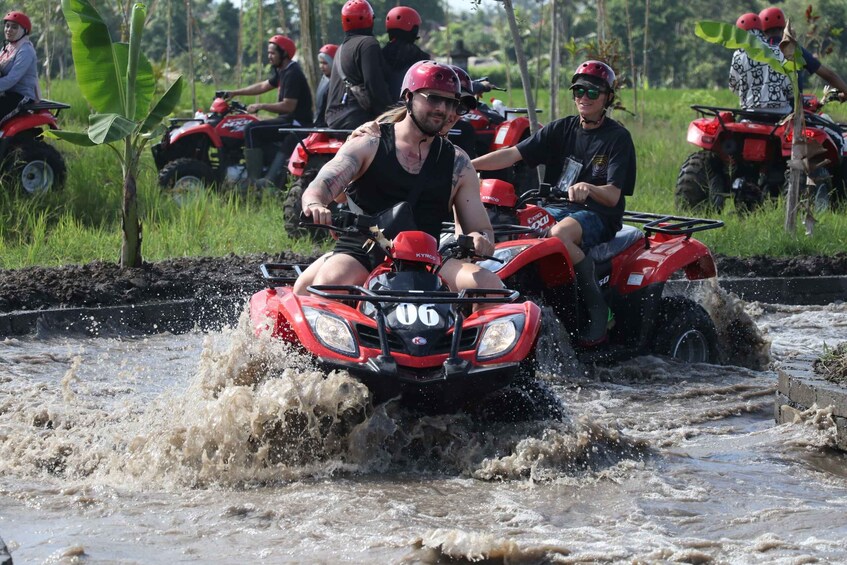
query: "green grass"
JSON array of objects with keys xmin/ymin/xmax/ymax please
[{"xmin": 1, "ymin": 80, "xmax": 845, "ymax": 269}]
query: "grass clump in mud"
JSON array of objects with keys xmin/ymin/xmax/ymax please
[{"xmin": 813, "ymin": 342, "xmax": 847, "ymax": 385}]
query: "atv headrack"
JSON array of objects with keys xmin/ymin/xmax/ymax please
[
  {"xmin": 622, "ymin": 211, "xmax": 724, "ymax": 238},
  {"xmin": 260, "ymin": 263, "xmax": 308, "ymax": 286},
  {"xmin": 307, "ymin": 285, "xmax": 519, "ymax": 305}
]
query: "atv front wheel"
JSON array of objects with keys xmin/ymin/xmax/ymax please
[
  {"xmin": 653, "ymin": 297, "xmax": 720, "ymax": 364},
  {"xmin": 158, "ymin": 158, "xmax": 217, "ymax": 201},
  {"xmin": 7, "ymin": 140, "xmax": 67, "ymax": 194},
  {"xmin": 284, "ymin": 155, "xmax": 332, "ymax": 242},
  {"xmin": 675, "ymin": 151, "xmax": 728, "ymax": 213}
]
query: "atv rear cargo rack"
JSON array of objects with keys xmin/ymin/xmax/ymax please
[
  {"xmin": 689, "ymin": 104, "xmax": 787, "ymax": 126},
  {"xmin": 622, "ymin": 211, "xmax": 724, "ymax": 238}
]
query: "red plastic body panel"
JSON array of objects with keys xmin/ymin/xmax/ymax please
[
  {"xmin": 490, "ymin": 116, "xmax": 533, "ymax": 149},
  {"xmin": 287, "ymin": 132, "xmax": 348, "ymax": 176},
  {"xmin": 2, "ymin": 111, "xmax": 57, "ymax": 137}
]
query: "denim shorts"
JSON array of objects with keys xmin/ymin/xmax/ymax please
[{"xmin": 543, "ymin": 204, "xmax": 610, "ymax": 249}]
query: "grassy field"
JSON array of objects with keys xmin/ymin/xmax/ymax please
[{"xmin": 1, "ymin": 80, "xmax": 845, "ymax": 269}]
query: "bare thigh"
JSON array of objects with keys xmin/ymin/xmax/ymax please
[
  {"xmin": 438, "ymin": 258, "xmax": 505, "ymax": 292},
  {"xmin": 293, "ymin": 252, "xmax": 369, "ymax": 295}
]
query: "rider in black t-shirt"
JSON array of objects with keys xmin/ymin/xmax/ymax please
[
  {"xmin": 223, "ymin": 35, "xmax": 313, "ymax": 187},
  {"xmin": 293, "ymin": 61, "xmax": 501, "ymax": 297},
  {"xmin": 472, "ymin": 60, "xmax": 637, "ymax": 347}
]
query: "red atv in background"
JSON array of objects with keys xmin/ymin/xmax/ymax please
[
  {"xmin": 151, "ymin": 91, "xmax": 260, "ymax": 195},
  {"xmin": 0, "ymin": 99, "xmax": 69, "ymax": 194},
  {"xmin": 464, "ymin": 179, "xmax": 725, "ymax": 365},
  {"xmin": 282, "ymin": 128, "xmax": 352, "ymax": 239},
  {"xmin": 675, "ymin": 89, "xmax": 847, "ymax": 213},
  {"xmin": 250, "ymin": 206, "xmax": 561, "ymax": 419}
]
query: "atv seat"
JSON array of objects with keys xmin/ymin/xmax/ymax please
[{"xmin": 588, "ymin": 224, "xmax": 644, "ymax": 263}]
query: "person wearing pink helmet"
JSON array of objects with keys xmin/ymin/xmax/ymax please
[
  {"xmin": 294, "ymin": 61, "xmax": 501, "ymax": 298},
  {"xmin": 223, "ymin": 34, "xmax": 313, "ymax": 187},
  {"xmin": 325, "ymin": 0, "xmax": 392, "ymax": 130},
  {"xmin": 0, "ymin": 11, "xmax": 40, "ymax": 123},
  {"xmin": 729, "ymin": 13, "xmax": 792, "ymax": 113},
  {"xmin": 383, "ymin": 6, "xmax": 430, "ymax": 101},
  {"xmin": 758, "ymin": 6, "xmax": 847, "ymax": 101},
  {"xmin": 472, "ymin": 60, "xmax": 636, "ymax": 347},
  {"xmin": 314, "ymin": 44, "xmax": 338, "ymax": 127}
]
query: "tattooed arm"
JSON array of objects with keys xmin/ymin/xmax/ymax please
[
  {"xmin": 450, "ymin": 148, "xmax": 495, "ymax": 256},
  {"xmin": 301, "ymin": 135, "xmax": 380, "ymax": 225}
]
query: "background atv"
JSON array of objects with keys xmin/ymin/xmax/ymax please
[
  {"xmin": 676, "ymin": 91, "xmax": 847, "ymax": 213},
  {"xmin": 151, "ymin": 91, "xmax": 260, "ymax": 197},
  {"xmin": 466, "ymin": 180, "xmax": 725, "ymax": 365},
  {"xmin": 0, "ymin": 99, "xmax": 69, "ymax": 194}
]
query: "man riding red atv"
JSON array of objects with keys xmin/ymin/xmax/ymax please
[
  {"xmin": 470, "ymin": 179, "xmax": 725, "ymax": 364},
  {"xmin": 675, "ymin": 89, "xmax": 847, "ymax": 213}
]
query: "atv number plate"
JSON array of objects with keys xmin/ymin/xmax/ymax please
[{"xmin": 396, "ymin": 303, "xmax": 440, "ymax": 327}]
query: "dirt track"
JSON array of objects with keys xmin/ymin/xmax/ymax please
[{"xmin": 1, "ymin": 252, "xmax": 845, "ymax": 313}]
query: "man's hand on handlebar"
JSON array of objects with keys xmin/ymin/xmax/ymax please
[
  {"xmin": 568, "ymin": 182, "xmax": 592, "ymax": 204},
  {"xmin": 302, "ymin": 201, "xmax": 332, "ymax": 225}
]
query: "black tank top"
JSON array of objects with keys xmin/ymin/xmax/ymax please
[{"xmin": 347, "ymin": 123, "xmax": 455, "ymax": 239}]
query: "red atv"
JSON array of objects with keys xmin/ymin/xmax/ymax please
[
  {"xmin": 467, "ymin": 179, "xmax": 725, "ymax": 365},
  {"xmin": 282, "ymin": 128, "xmax": 352, "ymax": 239},
  {"xmin": 675, "ymin": 90, "xmax": 847, "ymax": 213},
  {"xmin": 0, "ymin": 99, "xmax": 69, "ymax": 194},
  {"xmin": 249, "ymin": 206, "xmax": 561, "ymax": 419},
  {"xmin": 152, "ymin": 91, "xmax": 260, "ymax": 195}
]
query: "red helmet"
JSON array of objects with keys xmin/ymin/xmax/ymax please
[
  {"xmin": 450, "ymin": 65, "xmax": 478, "ymax": 111},
  {"xmin": 390, "ymin": 231, "xmax": 441, "ymax": 266},
  {"xmin": 759, "ymin": 7, "xmax": 786, "ymax": 31},
  {"xmin": 480, "ymin": 179, "xmax": 517, "ymax": 208},
  {"xmin": 572, "ymin": 60, "xmax": 616, "ymax": 91},
  {"xmin": 319, "ymin": 44, "xmax": 338, "ymax": 59},
  {"xmin": 401, "ymin": 61, "xmax": 461, "ymax": 99},
  {"xmin": 269, "ymin": 35, "xmax": 296, "ymax": 59},
  {"xmin": 386, "ymin": 6, "xmax": 421, "ymax": 32},
  {"xmin": 3, "ymin": 11, "xmax": 31, "ymax": 35},
  {"xmin": 736, "ymin": 13, "xmax": 762, "ymax": 31},
  {"xmin": 342, "ymin": 0, "xmax": 374, "ymax": 32}
]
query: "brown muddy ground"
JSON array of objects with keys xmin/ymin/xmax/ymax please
[{"xmin": 1, "ymin": 252, "xmax": 845, "ymax": 313}]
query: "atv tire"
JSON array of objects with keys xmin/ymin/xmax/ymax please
[
  {"xmin": 158, "ymin": 158, "xmax": 217, "ymax": 200},
  {"xmin": 284, "ymin": 155, "xmax": 332, "ymax": 242},
  {"xmin": 675, "ymin": 151, "xmax": 729, "ymax": 213},
  {"xmin": 653, "ymin": 297, "xmax": 720, "ymax": 364},
  {"xmin": 475, "ymin": 356, "xmax": 565, "ymax": 422},
  {"xmin": 7, "ymin": 140, "xmax": 67, "ymax": 194}
]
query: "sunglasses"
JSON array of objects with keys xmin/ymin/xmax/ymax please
[
  {"xmin": 572, "ymin": 86, "xmax": 605, "ymax": 100},
  {"xmin": 416, "ymin": 91, "xmax": 464, "ymax": 114}
]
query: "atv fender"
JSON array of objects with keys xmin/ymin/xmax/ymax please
[
  {"xmin": 490, "ymin": 116, "xmax": 532, "ymax": 149},
  {"xmin": 249, "ymin": 288, "xmax": 297, "ymax": 341},
  {"xmin": 170, "ymin": 123, "xmax": 223, "ymax": 148},
  {"xmin": 495, "ymin": 238, "xmax": 573, "ymax": 287},
  {"xmin": 3, "ymin": 112, "xmax": 58, "ymax": 137},
  {"xmin": 612, "ymin": 237, "xmax": 716, "ymax": 294}
]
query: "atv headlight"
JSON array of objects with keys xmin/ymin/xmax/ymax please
[
  {"xmin": 477, "ymin": 314, "xmax": 524, "ymax": 360},
  {"xmin": 303, "ymin": 307, "xmax": 358, "ymax": 356},
  {"xmin": 476, "ymin": 245, "xmax": 530, "ymax": 273}
]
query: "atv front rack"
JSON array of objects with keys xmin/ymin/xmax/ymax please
[
  {"xmin": 622, "ymin": 211, "xmax": 724, "ymax": 238},
  {"xmin": 440, "ymin": 222, "xmax": 544, "ymax": 239},
  {"xmin": 260, "ymin": 263, "xmax": 308, "ymax": 286},
  {"xmin": 308, "ymin": 285, "xmax": 518, "ymax": 305}
]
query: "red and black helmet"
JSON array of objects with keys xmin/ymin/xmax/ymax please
[
  {"xmin": 386, "ymin": 6, "xmax": 421, "ymax": 32},
  {"xmin": 572, "ymin": 60, "xmax": 616, "ymax": 91},
  {"xmin": 450, "ymin": 65, "xmax": 478, "ymax": 112},
  {"xmin": 3, "ymin": 11, "xmax": 31, "ymax": 35},
  {"xmin": 390, "ymin": 231, "xmax": 441, "ymax": 267},
  {"xmin": 736, "ymin": 13, "xmax": 762, "ymax": 31},
  {"xmin": 269, "ymin": 35, "xmax": 296, "ymax": 59},
  {"xmin": 401, "ymin": 61, "xmax": 461, "ymax": 99},
  {"xmin": 759, "ymin": 6, "xmax": 786, "ymax": 31},
  {"xmin": 342, "ymin": 0, "xmax": 374, "ymax": 32},
  {"xmin": 319, "ymin": 44, "xmax": 338, "ymax": 59}
]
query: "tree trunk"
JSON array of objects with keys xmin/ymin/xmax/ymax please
[
  {"xmin": 597, "ymin": 0, "xmax": 607, "ymax": 43},
  {"xmin": 236, "ymin": 1, "xmax": 244, "ymax": 86},
  {"xmin": 185, "ymin": 0, "xmax": 196, "ymax": 112},
  {"xmin": 297, "ymin": 0, "xmax": 319, "ymax": 102},
  {"xmin": 501, "ymin": 0, "xmax": 541, "ymax": 135},
  {"xmin": 256, "ymin": 0, "xmax": 264, "ymax": 86},
  {"xmin": 642, "ymin": 0, "xmax": 650, "ymax": 93},
  {"xmin": 41, "ymin": 2, "xmax": 51, "ymax": 96},
  {"xmin": 120, "ymin": 141, "xmax": 143, "ymax": 268},
  {"xmin": 623, "ymin": 0, "xmax": 637, "ymax": 117},
  {"xmin": 549, "ymin": 0, "xmax": 559, "ymax": 120}
]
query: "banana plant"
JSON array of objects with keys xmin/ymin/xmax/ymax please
[
  {"xmin": 54, "ymin": 0, "xmax": 183, "ymax": 268},
  {"xmin": 695, "ymin": 21, "xmax": 814, "ymax": 235}
]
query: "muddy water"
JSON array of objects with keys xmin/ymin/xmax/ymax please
[{"xmin": 1, "ymin": 300, "xmax": 846, "ymax": 564}]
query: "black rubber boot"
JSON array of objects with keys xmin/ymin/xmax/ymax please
[
  {"xmin": 573, "ymin": 256, "xmax": 609, "ymax": 346},
  {"xmin": 254, "ymin": 150, "xmax": 289, "ymax": 190},
  {"xmin": 244, "ymin": 148, "xmax": 264, "ymax": 182}
]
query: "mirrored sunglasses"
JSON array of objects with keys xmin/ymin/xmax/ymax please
[
  {"xmin": 572, "ymin": 86, "xmax": 604, "ymax": 100},
  {"xmin": 416, "ymin": 91, "xmax": 461, "ymax": 112}
]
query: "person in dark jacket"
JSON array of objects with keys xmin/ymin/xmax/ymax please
[
  {"xmin": 324, "ymin": 0, "xmax": 392, "ymax": 130},
  {"xmin": 314, "ymin": 43, "xmax": 337, "ymax": 127},
  {"xmin": 382, "ymin": 6, "xmax": 430, "ymax": 101}
]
